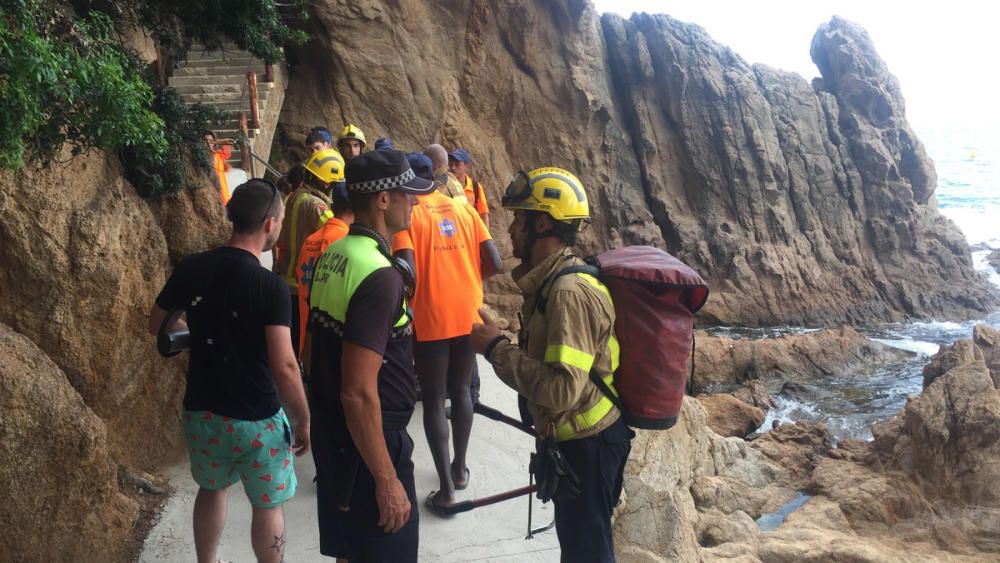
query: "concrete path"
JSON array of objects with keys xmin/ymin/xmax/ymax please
[{"xmin": 140, "ymin": 356, "xmax": 560, "ymax": 562}]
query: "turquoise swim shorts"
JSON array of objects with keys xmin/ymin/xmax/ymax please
[{"xmin": 183, "ymin": 409, "xmax": 298, "ymax": 508}]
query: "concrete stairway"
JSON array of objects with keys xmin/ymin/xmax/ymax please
[{"xmin": 169, "ymin": 43, "xmax": 288, "ymax": 176}]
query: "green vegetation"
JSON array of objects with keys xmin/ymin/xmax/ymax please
[
  {"xmin": 0, "ymin": 0, "xmax": 306, "ymax": 197},
  {"xmin": 135, "ymin": 0, "xmax": 308, "ymax": 64},
  {"xmin": 0, "ymin": 3, "xmax": 165, "ymax": 169}
]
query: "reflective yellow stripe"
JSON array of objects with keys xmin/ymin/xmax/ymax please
[
  {"xmin": 319, "ymin": 209, "xmax": 334, "ymax": 226},
  {"xmin": 544, "ymin": 344, "xmax": 594, "ymax": 372},
  {"xmin": 608, "ymin": 334, "xmax": 620, "ymax": 373},
  {"xmin": 550, "ymin": 271, "xmax": 620, "ymax": 441},
  {"xmin": 577, "ymin": 273, "xmax": 611, "ymax": 301},
  {"xmin": 554, "ymin": 376, "xmax": 616, "ymax": 441}
]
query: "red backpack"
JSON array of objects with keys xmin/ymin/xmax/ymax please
[{"xmin": 540, "ymin": 246, "xmax": 709, "ymax": 430}]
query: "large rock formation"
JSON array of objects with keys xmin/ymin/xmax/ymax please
[
  {"xmin": 0, "ymin": 323, "xmax": 137, "ymax": 562},
  {"xmin": 279, "ymin": 2, "xmax": 996, "ymax": 326},
  {"xmin": 0, "ymin": 150, "xmax": 228, "ymax": 559}
]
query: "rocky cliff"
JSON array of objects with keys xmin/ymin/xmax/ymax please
[
  {"xmin": 0, "ymin": 150, "xmax": 228, "ymax": 561},
  {"xmin": 279, "ymin": 2, "xmax": 996, "ymax": 325}
]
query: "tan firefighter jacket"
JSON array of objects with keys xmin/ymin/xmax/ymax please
[{"xmin": 489, "ymin": 248, "xmax": 621, "ymax": 441}]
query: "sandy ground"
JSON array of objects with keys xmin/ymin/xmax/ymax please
[{"xmin": 139, "ymin": 356, "xmax": 561, "ymax": 562}]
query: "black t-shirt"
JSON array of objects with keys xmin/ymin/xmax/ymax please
[
  {"xmin": 156, "ymin": 246, "xmax": 291, "ymax": 420},
  {"xmin": 310, "ymin": 266, "xmax": 417, "ymax": 433}
]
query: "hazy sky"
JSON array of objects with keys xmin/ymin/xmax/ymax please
[{"xmin": 592, "ymin": 1, "xmax": 996, "ymax": 129}]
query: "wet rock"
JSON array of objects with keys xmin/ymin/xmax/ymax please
[
  {"xmin": 697, "ymin": 393, "xmax": 766, "ymax": 438},
  {"xmin": 0, "ymin": 323, "xmax": 136, "ymax": 561},
  {"xmin": 731, "ymin": 380, "xmax": 775, "ymax": 411},
  {"xmin": 921, "ymin": 337, "xmax": 982, "ymax": 389},
  {"xmin": 972, "ymin": 324, "xmax": 1000, "ymax": 389},
  {"xmin": 694, "ymin": 326, "xmax": 907, "ymax": 390},
  {"xmin": 988, "ymin": 249, "xmax": 1000, "ymax": 275}
]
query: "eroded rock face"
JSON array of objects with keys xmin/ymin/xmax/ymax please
[
  {"xmin": 0, "ymin": 323, "xmax": 136, "ymax": 562},
  {"xmin": 280, "ymin": 2, "xmax": 996, "ymax": 326},
  {"xmin": 0, "ymin": 150, "xmax": 226, "ymax": 466}
]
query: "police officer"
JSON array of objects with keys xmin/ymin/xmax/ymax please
[
  {"xmin": 471, "ymin": 167, "xmax": 633, "ymax": 562},
  {"xmin": 308, "ymin": 149, "xmax": 435, "ymax": 561}
]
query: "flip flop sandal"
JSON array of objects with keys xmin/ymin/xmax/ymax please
[
  {"xmin": 425, "ymin": 491, "xmax": 455, "ymax": 518},
  {"xmin": 453, "ymin": 467, "xmax": 471, "ymax": 491}
]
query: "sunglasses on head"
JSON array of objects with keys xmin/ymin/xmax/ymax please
[{"xmin": 258, "ymin": 179, "xmax": 279, "ymax": 225}]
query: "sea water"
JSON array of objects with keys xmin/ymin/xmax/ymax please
[{"xmin": 739, "ymin": 121, "xmax": 1000, "ymax": 442}]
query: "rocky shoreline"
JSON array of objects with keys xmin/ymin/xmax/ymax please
[{"xmin": 615, "ymin": 324, "xmax": 1000, "ymax": 562}]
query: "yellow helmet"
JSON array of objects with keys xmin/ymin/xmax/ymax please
[
  {"xmin": 502, "ymin": 167, "xmax": 590, "ymax": 225},
  {"xmin": 303, "ymin": 149, "xmax": 345, "ymax": 184},
  {"xmin": 337, "ymin": 124, "xmax": 367, "ymax": 148}
]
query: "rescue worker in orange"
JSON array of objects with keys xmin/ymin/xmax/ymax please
[
  {"xmin": 470, "ymin": 167, "xmax": 633, "ymax": 562},
  {"xmin": 448, "ymin": 148, "xmax": 489, "ymax": 225},
  {"xmin": 204, "ymin": 130, "xmax": 234, "ymax": 204},
  {"xmin": 273, "ymin": 149, "xmax": 344, "ymax": 353},
  {"xmin": 391, "ymin": 153, "xmax": 501, "ymax": 514}
]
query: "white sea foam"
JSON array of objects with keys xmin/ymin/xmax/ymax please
[
  {"xmin": 871, "ymin": 337, "xmax": 941, "ymax": 356},
  {"xmin": 972, "ymin": 249, "xmax": 1000, "ymax": 289},
  {"xmin": 762, "ymin": 395, "xmax": 820, "ymax": 430}
]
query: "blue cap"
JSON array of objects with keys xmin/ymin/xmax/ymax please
[
  {"xmin": 448, "ymin": 148, "xmax": 472, "ymax": 164},
  {"xmin": 374, "ymin": 137, "xmax": 394, "ymax": 151},
  {"xmin": 330, "ymin": 181, "xmax": 348, "ymax": 202},
  {"xmin": 406, "ymin": 152, "xmax": 434, "ymax": 182}
]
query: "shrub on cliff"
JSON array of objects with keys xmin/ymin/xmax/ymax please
[
  {"xmin": 0, "ymin": 0, "xmax": 306, "ymax": 197},
  {"xmin": 0, "ymin": 2, "xmax": 166, "ymax": 169}
]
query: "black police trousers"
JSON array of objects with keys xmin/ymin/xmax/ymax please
[{"xmin": 553, "ymin": 416, "xmax": 633, "ymax": 563}]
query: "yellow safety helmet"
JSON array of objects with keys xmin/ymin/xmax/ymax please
[
  {"xmin": 337, "ymin": 124, "xmax": 367, "ymax": 148},
  {"xmin": 303, "ymin": 149, "xmax": 345, "ymax": 184},
  {"xmin": 501, "ymin": 167, "xmax": 590, "ymax": 226}
]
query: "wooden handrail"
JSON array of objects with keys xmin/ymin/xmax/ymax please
[
  {"xmin": 239, "ymin": 111, "xmax": 251, "ymax": 172},
  {"xmin": 247, "ymin": 71, "xmax": 260, "ymax": 130}
]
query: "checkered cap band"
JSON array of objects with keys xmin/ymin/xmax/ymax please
[{"xmin": 348, "ymin": 168, "xmax": 416, "ymax": 193}]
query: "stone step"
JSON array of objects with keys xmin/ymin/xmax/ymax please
[
  {"xmin": 180, "ymin": 56, "xmax": 258, "ymax": 67},
  {"xmin": 170, "ymin": 83, "xmax": 244, "ymax": 95},
  {"xmin": 174, "ymin": 65, "xmax": 267, "ymax": 77},
  {"xmin": 168, "ymin": 74, "xmax": 261, "ymax": 87},
  {"xmin": 188, "ymin": 100, "xmax": 268, "ymax": 112},
  {"xmin": 179, "ymin": 90, "xmax": 271, "ymax": 104}
]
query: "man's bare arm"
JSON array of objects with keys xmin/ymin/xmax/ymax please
[
  {"xmin": 265, "ymin": 325, "xmax": 311, "ymax": 456},
  {"xmin": 480, "ymin": 240, "xmax": 503, "ymax": 279},
  {"xmin": 147, "ymin": 304, "xmax": 187, "ymax": 337},
  {"xmin": 341, "ymin": 341, "xmax": 411, "ymax": 533}
]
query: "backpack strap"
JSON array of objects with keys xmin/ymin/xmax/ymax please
[
  {"xmin": 535, "ymin": 261, "xmax": 625, "ymax": 421},
  {"xmin": 534, "ymin": 264, "xmax": 600, "ymax": 314}
]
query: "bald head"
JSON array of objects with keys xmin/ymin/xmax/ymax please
[{"xmin": 424, "ymin": 144, "xmax": 448, "ymax": 171}]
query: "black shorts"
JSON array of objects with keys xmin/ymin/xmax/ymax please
[
  {"xmin": 413, "ymin": 334, "xmax": 471, "ymax": 358},
  {"xmin": 315, "ymin": 427, "xmax": 419, "ymax": 562}
]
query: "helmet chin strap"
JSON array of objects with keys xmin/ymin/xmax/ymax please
[{"xmin": 522, "ymin": 211, "xmax": 560, "ymax": 262}]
